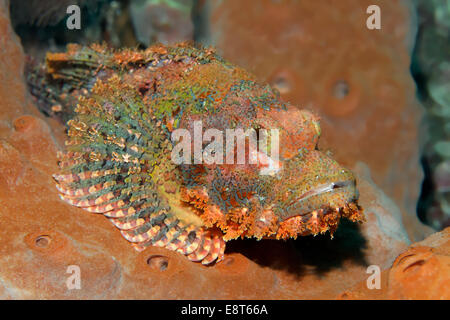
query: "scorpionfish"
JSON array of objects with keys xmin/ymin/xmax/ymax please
[{"xmin": 28, "ymin": 43, "xmax": 364, "ymax": 265}]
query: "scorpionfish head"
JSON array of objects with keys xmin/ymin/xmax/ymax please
[
  {"xmin": 254, "ymin": 106, "xmax": 364, "ymax": 239},
  {"xmin": 237, "ymin": 103, "xmax": 364, "ymax": 240}
]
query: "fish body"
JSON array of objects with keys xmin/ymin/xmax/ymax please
[{"xmin": 29, "ymin": 43, "xmax": 364, "ymax": 264}]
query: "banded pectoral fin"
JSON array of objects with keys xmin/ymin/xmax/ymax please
[
  {"xmin": 53, "ymin": 76, "xmax": 225, "ymax": 265},
  {"xmin": 54, "ymin": 172, "xmax": 225, "ymax": 265}
]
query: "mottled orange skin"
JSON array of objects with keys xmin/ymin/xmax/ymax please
[{"xmin": 29, "ymin": 42, "xmax": 364, "ymax": 264}]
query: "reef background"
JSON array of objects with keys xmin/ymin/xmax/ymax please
[{"xmin": 0, "ymin": 0, "xmax": 448, "ymax": 299}]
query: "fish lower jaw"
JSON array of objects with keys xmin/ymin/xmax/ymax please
[{"xmin": 275, "ymin": 201, "xmax": 364, "ymax": 240}]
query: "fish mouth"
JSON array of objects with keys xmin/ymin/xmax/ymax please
[
  {"xmin": 290, "ymin": 179, "xmax": 356, "ymax": 206},
  {"xmin": 280, "ymin": 178, "xmax": 358, "ymax": 221}
]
